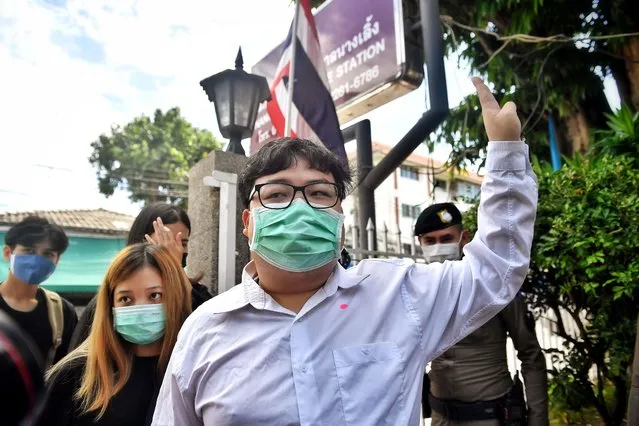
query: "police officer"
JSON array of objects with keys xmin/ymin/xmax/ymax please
[{"xmin": 415, "ymin": 203, "xmax": 549, "ymax": 426}]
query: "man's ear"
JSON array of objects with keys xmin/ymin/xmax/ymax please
[
  {"xmin": 461, "ymin": 229, "xmax": 471, "ymax": 246},
  {"xmin": 2, "ymin": 246, "xmax": 11, "ymax": 261},
  {"xmin": 242, "ymin": 209, "xmax": 251, "ymax": 238}
]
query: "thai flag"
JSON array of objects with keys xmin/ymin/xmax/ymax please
[{"xmin": 266, "ymin": 0, "xmax": 346, "ymax": 159}]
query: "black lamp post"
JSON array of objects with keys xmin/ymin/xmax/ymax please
[{"xmin": 200, "ymin": 48, "xmax": 271, "ymax": 155}]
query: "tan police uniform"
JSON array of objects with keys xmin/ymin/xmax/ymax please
[{"xmin": 428, "ymin": 297, "xmax": 548, "ymax": 426}]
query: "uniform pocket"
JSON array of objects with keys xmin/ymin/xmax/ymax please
[{"xmin": 332, "ymin": 342, "xmax": 405, "ymax": 425}]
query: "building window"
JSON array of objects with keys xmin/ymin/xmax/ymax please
[
  {"xmin": 455, "ymin": 182, "xmax": 480, "ymax": 199},
  {"xmin": 434, "ymin": 179, "xmax": 447, "ymax": 190},
  {"xmin": 402, "ymin": 243, "xmax": 412, "ymax": 255},
  {"xmin": 401, "ymin": 204, "xmax": 421, "ymax": 219},
  {"xmin": 400, "ymin": 165, "xmax": 419, "ymax": 181}
]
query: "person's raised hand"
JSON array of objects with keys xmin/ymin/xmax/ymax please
[
  {"xmin": 472, "ymin": 77, "xmax": 521, "ymax": 142},
  {"xmin": 145, "ymin": 217, "xmax": 184, "ymax": 264}
]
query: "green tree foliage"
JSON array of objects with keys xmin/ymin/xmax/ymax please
[
  {"xmin": 311, "ymin": 0, "xmax": 638, "ymax": 167},
  {"xmin": 531, "ymin": 154, "xmax": 638, "ymax": 426},
  {"xmin": 590, "ymin": 103, "xmax": 639, "ymax": 164},
  {"xmin": 436, "ymin": 0, "xmax": 638, "ymax": 168},
  {"xmin": 89, "ymin": 107, "xmax": 222, "ymax": 207},
  {"xmin": 463, "ymin": 110, "xmax": 639, "ymax": 425}
]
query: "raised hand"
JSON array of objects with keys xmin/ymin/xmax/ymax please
[
  {"xmin": 472, "ymin": 77, "xmax": 521, "ymax": 142},
  {"xmin": 145, "ymin": 217, "xmax": 184, "ymax": 264}
]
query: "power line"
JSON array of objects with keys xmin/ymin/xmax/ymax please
[
  {"xmin": 0, "ymin": 189, "xmax": 31, "ymax": 196},
  {"xmin": 120, "ymin": 176, "xmax": 189, "ymax": 186},
  {"xmin": 126, "ymin": 186, "xmax": 189, "ymax": 199},
  {"xmin": 33, "ymin": 164, "xmax": 74, "ymax": 172},
  {"xmin": 440, "ymin": 16, "xmax": 639, "ymax": 69},
  {"xmin": 441, "ymin": 15, "xmax": 639, "ymax": 45}
]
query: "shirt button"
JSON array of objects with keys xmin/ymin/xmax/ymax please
[{"xmin": 301, "ymin": 366, "xmax": 307, "ymax": 373}]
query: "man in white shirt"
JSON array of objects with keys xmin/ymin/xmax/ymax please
[{"xmin": 152, "ymin": 78, "xmax": 538, "ymax": 425}]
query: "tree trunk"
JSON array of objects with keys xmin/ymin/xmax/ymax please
[
  {"xmin": 622, "ymin": 37, "xmax": 639, "ymax": 110},
  {"xmin": 561, "ymin": 107, "xmax": 590, "ymax": 155},
  {"xmin": 612, "ymin": 376, "xmax": 628, "ymax": 426}
]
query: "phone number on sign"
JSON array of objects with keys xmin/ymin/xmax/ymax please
[{"xmin": 330, "ymin": 65, "xmax": 380, "ymax": 100}]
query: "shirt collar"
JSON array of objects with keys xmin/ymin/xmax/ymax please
[
  {"xmin": 209, "ymin": 261, "xmax": 369, "ymax": 314},
  {"xmin": 322, "ymin": 262, "xmax": 369, "ymax": 295}
]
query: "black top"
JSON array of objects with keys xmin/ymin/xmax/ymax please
[
  {"xmin": 69, "ymin": 282, "xmax": 212, "ymax": 350},
  {"xmin": 37, "ymin": 355, "xmax": 161, "ymax": 426},
  {"xmin": 0, "ymin": 285, "xmax": 78, "ymax": 365},
  {"xmin": 0, "ymin": 310, "xmax": 46, "ymax": 426},
  {"xmin": 191, "ymin": 282, "xmax": 214, "ymax": 308}
]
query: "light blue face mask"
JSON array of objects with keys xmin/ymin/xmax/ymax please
[
  {"xmin": 113, "ymin": 304, "xmax": 166, "ymax": 345},
  {"xmin": 250, "ymin": 199, "xmax": 344, "ymax": 273}
]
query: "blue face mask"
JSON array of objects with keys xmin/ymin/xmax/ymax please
[
  {"xmin": 9, "ymin": 254, "xmax": 56, "ymax": 285},
  {"xmin": 113, "ymin": 304, "xmax": 166, "ymax": 345}
]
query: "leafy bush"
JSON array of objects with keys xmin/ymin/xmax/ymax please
[{"xmin": 464, "ymin": 151, "xmax": 639, "ymax": 425}]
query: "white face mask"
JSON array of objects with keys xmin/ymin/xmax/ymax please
[{"xmin": 421, "ymin": 234, "xmax": 463, "ymax": 264}]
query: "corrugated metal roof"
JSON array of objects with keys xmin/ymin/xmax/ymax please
[{"xmin": 0, "ymin": 209, "xmax": 135, "ymax": 235}]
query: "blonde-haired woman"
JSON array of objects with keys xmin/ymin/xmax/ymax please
[{"xmin": 38, "ymin": 243, "xmax": 191, "ymax": 426}]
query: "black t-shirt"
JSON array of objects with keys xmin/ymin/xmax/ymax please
[
  {"xmin": 0, "ymin": 286, "xmax": 77, "ymax": 365},
  {"xmin": 38, "ymin": 355, "xmax": 161, "ymax": 426},
  {"xmin": 191, "ymin": 282, "xmax": 214, "ymax": 308}
]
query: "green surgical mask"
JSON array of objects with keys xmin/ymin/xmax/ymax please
[
  {"xmin": 113, "ymin": 304, "xmax": 166, "ymax": 345},
  {"xmin": 250, "ymin": 199, "xmax": 344, "ymax": 273}
]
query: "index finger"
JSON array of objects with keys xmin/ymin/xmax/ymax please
[
  {"xmin": 472, "ymin": 77, "xmax": 500, "ymax": 112},
  {"xmin": 152, "ymin": 220, "xmax": 163, "ymax": 239}
]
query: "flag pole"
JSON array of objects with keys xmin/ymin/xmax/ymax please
[{"xmin": 284, "ymin": 0, "xmax": 300, "ymax": 137}]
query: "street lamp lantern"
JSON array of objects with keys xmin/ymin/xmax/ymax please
[{"xmin": 200, "ymin": 47, "xmax": 271, "ymax": 155}]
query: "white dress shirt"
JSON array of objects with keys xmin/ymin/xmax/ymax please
[{"xmin": 152, "ymin": 142, "xmax": 538, "ymax": 426}]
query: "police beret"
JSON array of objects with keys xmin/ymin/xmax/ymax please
[{"xmin": 414, "ymin": 202, "xmax": 462, "ymax": 236}]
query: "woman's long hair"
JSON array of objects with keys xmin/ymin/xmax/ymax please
[{"xmin": 47, "ymin": 243, "xmax": 191, "ymax": 418}]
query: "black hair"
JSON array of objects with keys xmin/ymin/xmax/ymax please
[
  {"xmin": 339, "ymin": 248, "xmax": 352, "ymax": 269},
  {"xmin": 4, "ymin": 216, "xmax": 69, "ymax": 255},
  {"xmin": 238, "ymin": 137, "xmax": 352, "ymax": 209},
  {"xmin": 127, "ymin": 203, "xmax": 191, "ymax": 245}
]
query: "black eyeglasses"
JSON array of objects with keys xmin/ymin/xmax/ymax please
[{"xmin": 251, "ymin": 182, "xmax": 340, "ymax": 209}]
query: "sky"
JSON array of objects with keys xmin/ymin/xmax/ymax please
[{"xmin": 0, "ymin": 0, "xmax": 620, "ymax": 216}]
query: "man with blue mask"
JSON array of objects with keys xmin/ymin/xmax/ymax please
[
  {"xmin": 0, "ymin": 216, "xmax": 77, "ymax": 369},
  {"xmin": 153, "ymin": 78, "xmax": 539, "ymax": 426},
  {"xmin": 415, "ymin": 203, "xmax": 548, "ymax": 426}
]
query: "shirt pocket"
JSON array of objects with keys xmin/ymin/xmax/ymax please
[{"xmin": 332, "ymin": 342, "xmax": 406, "ymax": 425}]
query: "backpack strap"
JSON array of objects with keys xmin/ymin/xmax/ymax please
[{"xmin": 42, "ymin": 289, "xmax": 64, "ymax": 369}]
